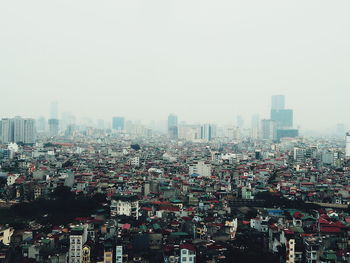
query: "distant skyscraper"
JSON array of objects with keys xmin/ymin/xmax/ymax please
[
  {"xmin": 48, "ymin": 119, "xmax": 59, "ymax": 137},
  {"xmin": 23, "ymin": 119, "xmax": 36, "ymax": 144},
  {"xmin": 167, "ymin": 114, "xmax": 178, "ymax": 139},
  {"xmin": 271, "ymin": 109, "xmax": 293, "ymax": 128},
  {"xmin": 112, "ymin": 117, "xmax": 125, "ymax": 131},
  {"xmin": 178, "ymin": 125, "xmax": 201, "ymax": 141},
  {"xmin": 271, "ymin": 95, "xmax": 285, "ymax": 110},
  {"xmin": 37, "ymin": 116, "xmax": 46, "ymax": 133},
  {"xmin": 346, "ymin": 132, "xmax": 350, "ymax": 159},
  {"xmin": 0, "ymin": 117, "xmax": 36, "ymax": 144},
  {"xmin": 1, "ymin": 118, "xmax": 13, "ymax": 143},
  {"xmin": 251, "ymin": 114, "xmax": 260, "ymax": 139},
  {"xmin": 271, "ymin": 95, "xmax": 293, "ymax": 128},
  {"xmin": 201, "ymin": 124, "xmax": 216, "ymax": 141},
  {"xmin": 61, "ymin": 112, "xmax": 75, "ymax": 131},
  {"xmin": 50, "ymin": 101, "xmax": 59, "ymax": 119},
  {"xmin": 261, "ymin": 119, "xmax": 276, "ymax": 141},
  {"xmin": 64, "ymin": 124, "xmax": 75, "ymax": 137},
  {"xmin": 13, "ymin": 117, "xmax": 25, "ymax": 143}
]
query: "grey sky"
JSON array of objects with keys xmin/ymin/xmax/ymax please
[{"xmin": 1, "ymin": 0, "xmax": 349, "ymax": 131}]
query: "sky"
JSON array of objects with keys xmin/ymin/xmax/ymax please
[{"xmin": 1, "ymin": 0, "xmax": 349, "ymax": 131}]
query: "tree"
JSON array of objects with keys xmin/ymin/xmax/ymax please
[{"xmin": 50, "ymin": 186, "xmax": 74, "ymax": 200}]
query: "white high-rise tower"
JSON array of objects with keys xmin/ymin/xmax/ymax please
[{"xmin": 346, "ymin": 132, "xmax": 350, "ymax": 158}]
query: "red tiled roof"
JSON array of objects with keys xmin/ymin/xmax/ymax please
[
  {"xmin": 160, "ymin": 206, "xmax": 180, "ymax": 212},
  {"xmin": 320, "ymin": 227, "xmax": 342, "ymax": 233},
  {"xmin": 180, "ymin": 244, "xmax": 196, "ymax": 251}
]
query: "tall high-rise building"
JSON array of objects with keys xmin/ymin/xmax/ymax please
[
  {"xmin": 271, "ymin": 95, "xmax": 285, "ymax": 110},
  {"xmin": 48, "ymin": 119, "xmax": 59, "ymax": 137},
  {"xmin": 271, "ymin": 109, "xmax": 293, "ymax": 128},
  {"xmin": 225, "ymin": 126, "xmax": 240, "ymax": 141},
  {"xmin": 201, "ymin": 124, "xmax": 216, "ymax": 141},
  {"xmin": 61, "ymin": 112, "xmax": 75, "ymax": 131},
  {"xmin": 0, "ymin": 117, "xmax": 36, "ymax": 144},
  {"xmin": 112, "ymin": 117, "xmax": 125, "ymax": 131},
  {"xmin": 261, "ymin": 119, "xmax": 276, "ymax": 141},
  {"xmin": 64, "ymin": 124, "xmax": 75, "ymax": 137},
  {"xmin": 271, "ymin": 95, "xmax": 293, "ymax": 129},
  {"xmin": 23, "ymin": 119, "xmax": 36, "ymax": 144},
  {"xmin": 1, "ymin": 119, "xmax": 13, "ymax": 143},
  {"xmin": 251, "ymin": 114, "xmax": 260, "ymax": 139},
  {"xmin": 13, "ymin": 117, "xmax": 25, "ymax": 143},
  {"xmin": 36, "ymin": 116, "xmax": 46, "ymax": 133},
  {"xmin": 167, "ymin": 114, "xmax": 178, "ymax": 139},
  {"xmin": 346, "ymin": 132, "xmax": 350, "ymax": 159},
  {"xmin": 178, "ymin": 125, "xmax": 201, "ymax": 141}
]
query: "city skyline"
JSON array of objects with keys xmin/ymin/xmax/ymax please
[
  {"xmin": 1, "ymin": 1, "xmax": 350, "ymax": 131},
  {"xmin": 1, "ymin": 1, "xmax": 350, "ymax": 262},
  {"xmin": 0, "ymin": 96, "xmax": 347, "ymax": 136},
  {"xmin": 0, "ymin": 92, "xmax": 347, "ymax": 133}
]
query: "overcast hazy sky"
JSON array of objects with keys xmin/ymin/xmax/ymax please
[{"xmin": 1, "ymin": 0, "xmax": 349, "ymax": 131}]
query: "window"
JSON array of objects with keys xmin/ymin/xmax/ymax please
[
  {"xmin": 182, "ymin": 250, "xmax": 187, "ymax": 255},
  {"xmin": 182, "ymin": 258, "xmax": 187, "ymax": 262}
]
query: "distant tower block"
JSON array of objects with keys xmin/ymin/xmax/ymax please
[{"xmin": 346, "ymin": 132, "xmax": 350, "ymax": 158}]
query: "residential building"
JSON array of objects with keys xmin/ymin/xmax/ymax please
[
  {"xmin": 189, "ymin": 160, "xmax": 211, "ymax": 177},
  {"xmin": 0, "ymin": 226, "xmax": 14, "ymax": 245},
  {"xmin": 111, "ymin": 195, "xmax": 139, "ymax": 219},
  {"xmin": 180, "ymin": 244, "xmax": 196, "ymax": 263},
  {"xmin": 48, "ymin": 119, "xmax": 59, "ymax": 137},
  {"xmin": 69, "ymin": 226, "xmax": 87, "ymax": 263},
  {"xmin": 1, "ymin": 119, "xmax": 13, "ymax": 143},
  {"xmin": 0, "ymin": 117, "xmax": 36, "ymax": 144},
  {"xmin": 293, "ymin": 147, "xmax": 305, "ymax": 163},
  {"xmin": 115, "ymin": 245, "xmax": 123, "ymax": 263}
]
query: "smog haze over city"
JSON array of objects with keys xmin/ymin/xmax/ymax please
[
  {"xmin": 1, "ymin": 0, "xmax": 350, "ymax": 134},
  {"xmin": 2, "ymin": 2, "xmax": 350, "ymax": 263}
]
